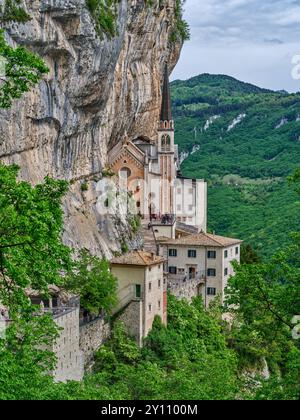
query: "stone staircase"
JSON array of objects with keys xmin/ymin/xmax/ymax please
[{"xmin": 140, "ymin": 222, "xmax": 157, "ymax": 254}]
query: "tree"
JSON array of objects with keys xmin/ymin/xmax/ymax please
[
  {"xmin": 240, "ymin": 243, "xmax": 262, "ymax": 264},
  {"xmin": 224, "ymin": 168, "xmax": 300, "ymax": 399},
  {"xmin": 0, "ymin": 30, "xmax": 48, "ymax": 108},
  {"xmin": 0, "ymin": 0, "xmax": 31, "ymax": 24},
  {"xmin": 0, "ymin": 164, "xmax": 72, "ymax": 313},
  {"xmin": 0, "ymin": 315, "xmax": 59, "ymax": 400},
  {"xmin": 65, "ymin": 249, "xmax": 118, "ymax": 316},
  {"xmin": 90, "ymin": 296, "xmax": 239, "ymax": 400}
]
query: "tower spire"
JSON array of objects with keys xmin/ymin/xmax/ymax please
[{"xmin": 160, "ymin": 64, "xmax": 172, "ymax": 122}]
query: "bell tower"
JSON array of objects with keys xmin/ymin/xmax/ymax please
[{"xmin": 158, "ymin": 64, "xmax": 176, "ymax": 216}]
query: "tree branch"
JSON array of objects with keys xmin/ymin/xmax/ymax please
[
  {"xmin": 0, "ymin": 241, "xmax": 33, "ymax": 250},
  {"xmin": 255, "ymin": 277, "xmax": 293, "ymax": 329}
]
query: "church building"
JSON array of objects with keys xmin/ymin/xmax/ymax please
[{"xmin": 107, "ymin": 65, "xmax": 207, "ymax": 238}]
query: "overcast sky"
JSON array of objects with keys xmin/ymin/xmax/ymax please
[{"xmin": 171, "ymin": 0, "xmax": 300, "ymax": 92}]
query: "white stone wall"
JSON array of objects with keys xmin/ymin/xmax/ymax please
[
  {"xmin": 144, "ymin": 264, "xmax": 165, "ymax": 336},
  {"xmin": 111, "ymin": 262, "xmax": 165, "ymax": 342},
  {"xmin": 222, "ymin": 244, "xmax": 241, "ymax": 300},
  {"xmin": 52, "ymin": 307, "xmax": 84, "ymax": 383},
  {"xmin": 175, "ymin": 178, "xmax": 207, "ymax": 231},
  {"xmin": 79, "ymin": 317, "xmax": 111, "ymax": 367},
  {"xmin": 162, "ymin": 244, "xmax": 240, "ymax": 307},
  {"xmin": 118, "ymin": 300, "xmax": 143, "ymax": 346}
]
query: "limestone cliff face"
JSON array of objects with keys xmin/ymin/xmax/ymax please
[{"xmin": 0, "ymin": 0, "xmax": 181, "ymax": 255}]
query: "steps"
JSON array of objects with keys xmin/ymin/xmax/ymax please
[{"xmin": 140, "ymin": 222, "xmax": 157, "ymax": 254}]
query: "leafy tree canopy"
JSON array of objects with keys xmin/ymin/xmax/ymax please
[
  {"xmin": 0, "ymin": 164, "xmax": 71, "ymax": 313},
  {"xmin": 65, "ymin": 249, "xmax": 118, "ymax": 316},
  {"xmin": 0, "ymin": 29, "xmax": 48, "ymax": 108}
]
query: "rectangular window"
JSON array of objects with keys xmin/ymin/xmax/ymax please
[
  {"xmin": 158, "ymin": 300, "xmax": 161, "ymax": 309},
  {"xmin": 148, "ymin": 304, "xmax": 152, "ymax": 312},
  {"xmin": 177, "ymin": 204, "xmax": 182, "ymax": 211},
  {"xmin": 169, "ymin": 249, "xmax": 177, "ymax": 257},
  {"xmin": 235, "ymin": 246, "xmax": 239, "ymax": 255},
  {"xmin": 207, "ymin": 287, "xmax": 216, "ymax": 296},
  {"xmin": 207, "ymin": 268, "xmax": 216, "ymax": 277},
  {"xmin": 149, "ymin": 282, "xmax": 152, "ymax": 292},
  {"xmin": 224, "ymin": 268, "xmax": 228, "ymax": 276},
  {"xmin": 224, "ymin": 250, "xmax": 228, "ymax": 258},
  {"xmin": 188, "ymin": 204, "xmax": 193, "ymax": 212},
  {"xmin": 135, "ymin": 284, "xmax": 141, "ymax": 299},
  {"xmin": 207, "ymin": 250, "xmax": 216, "ymax": 259},
  {"xmin": 188, "ymin": 250, "xmax": 197, "ymax": 258},
  {"xmin": 158, "ymin": 279, "xmax": 161, "ymax": 288},
  {"xmin": 169, "ymin": 266, "xmax": 177, "ymax": 275}
]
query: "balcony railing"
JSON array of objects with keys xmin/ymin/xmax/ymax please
[
  {"xmin": 150, "ymin": 213, "xmax": 176, "ymax": 226},
  {"xmin": 167, "ymin": 272, "xmax": 206, "ymax": 290}
]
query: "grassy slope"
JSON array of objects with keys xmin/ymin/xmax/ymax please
[{"xmin": 171, "ymin": 74, "xmax": 300, "ymax": 258}]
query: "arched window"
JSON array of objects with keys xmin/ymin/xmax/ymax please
[
  {"xmin": 165, "ymin": 135, "xmax": 171, "ymax": 151},
  {"xmin": 161, "ymin": 135, "xmax": 166, "ymax": 151},
  {"xmin": 161, "ymin": 134, "xmax": 171, "ymax": 152},
  {"xmin": 119, "ymin": 167, "xmax": 131, "ymax": 179}
]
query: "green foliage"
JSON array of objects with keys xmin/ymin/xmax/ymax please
[
  {"xmin": 101, "ymin": 167, "xmax": 115, "ymax": 178},
  {"xmin": 0, "ymin": 0, "xmax": 30, "ymax": 23},
  {"xmin": 0, "ymin": 165, "xmax": 74, "ymax": 400},
  {"xmin": 288, "ymin": 168, "xmax": 300, "ymax": 195},
  {"xmin": 86, "ymin": 0, "xmax": 120, "ymax": 38},
  {"xmin": 169, "ymin": 0, "xmax": 190, "ymax": 43},
  {"xmin": 129, "ymin": 214, "xmax": 141, "ymax": 234},
  {"xmin": 120, "ymin": 237, "xmax": 129, "ymax": 254},
  {"xmin": 0, "ymin": 30, "xmax": 48, "ymax": 108},
  {"xmin": 0, "ymin": 315, "xmax": 60, "ymax": 400},
  {"xmin": 241, "ymin": 244, "xmax": 262, "ymax": 265},
  {"xmin": 91, "ymin": 296, "xmax": 238, "ymax": 400},
  {"xmin": 80, "ymin": 181, "xmax": 89, "ymax": 192},
  {"xmin": 171, "ymin": 74, "xmax": 300, "ymax": 258},
  {"xmin": 0, "ymin": 164, "xmax": 71, "ymax": 312},
  {"xmin": 254, "ymin": 347, "xmax": 300, "ymax": 400},
  {"xmin": 224, "ymin": 218, "xmax": 300, "ymax": 399},
  {"xmin": 65, "ymin": 249, "xmax": 118, "ymax": 316},
  {"xmin": 94, "ymin": 321, "xmax": 141, "ymax": 370}
]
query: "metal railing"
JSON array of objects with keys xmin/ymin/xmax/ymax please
[
  {"xmin": 79, "ymin": 311, "xmax": 105, "ymax": 327},
  {"xmin": 42, "ymin": 306, "xmax": 78, "ymax": 319},
  {"xmin": 167, "ymin": 272, "xmax": 206, "ymax": 291},
  {"xmin": 150, "ymin": 213, "xmax": 176, "ymax": 226}
]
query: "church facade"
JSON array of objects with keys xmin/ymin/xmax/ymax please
[{"xmin": 107, "ymin": 65, "xmax": 207, "ymax": 236}]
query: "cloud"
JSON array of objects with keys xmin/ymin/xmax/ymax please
[
  {"xmin": 183, "ymin": 0, "xmax": 300, "ymax": 46},
  {"xmin": 172, "ymin": 0, "xmax": 300, "ymax": 92}
]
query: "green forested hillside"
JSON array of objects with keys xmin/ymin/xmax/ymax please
[{"xmin": 171, "ymin": 74, "xmax": 300, "ymax": 258}]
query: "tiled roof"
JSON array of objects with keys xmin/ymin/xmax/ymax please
[
  {"xmin": 157, "ymin": 232, "xmax": 242, "ymax": 248},
  {"xmin": 111, "ymin": 251, "xmax": 165, "ymax": 267}
]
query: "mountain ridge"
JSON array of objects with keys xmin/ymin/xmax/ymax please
[{"xmin": 171, "ymin": 73, "xmax": 300, "ymax": 258}]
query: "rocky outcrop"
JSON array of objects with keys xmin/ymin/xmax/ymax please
[{"xmin": 0, "ymin": 0, "xmax": 181, "ymax": 255}]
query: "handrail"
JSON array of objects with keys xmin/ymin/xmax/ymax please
[{"xmin": 167, "ymin": 273, "xmax": 206, "ymax": 290}]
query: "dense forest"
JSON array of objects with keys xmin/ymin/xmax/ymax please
[
  {"xmin": 171, "ymin": 74, "xmax": 300, "ymax": 258},
  {"xmin": 0, "ymin": 163, "xmax": 299, "ymax": 400},
  {"xmin": 0, "ymin": 3, "xmax": 299, "ymax": 401}
]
